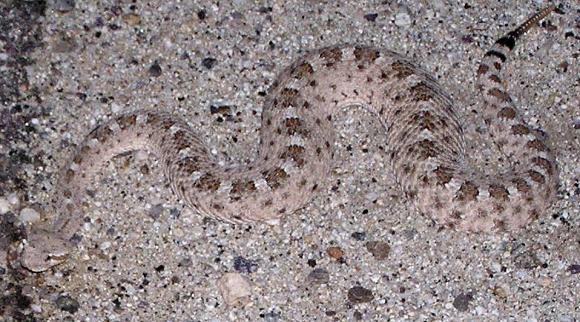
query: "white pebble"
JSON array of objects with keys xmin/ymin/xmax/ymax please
[
  {"xmin": 111, "ymin": 102, "xmax": 122, "ymax": 114},
  {"xmin": 30, "ymin": 304, "xmax": 43, "ymax": 313},
  {"xmin": 100, "ymin": 241, "xmax": 112, "ymax": 250},
  {"xmin": 7, "ymin": 193, "xmax": 20, "ymax": 206},
  {"xmin": 394, "ymin": 12, "xmax": 411, "ymax": 27},
  {"xmin": 0, "ymin": 197, "xmax": 11, "ymax": 215},
  {"xmin": 20, "ymin": 207, "xmax": 41, "ymax": 223},
  {"xmin": 218, "ymin": 272, "xmax": 252, "ymax": 307}
]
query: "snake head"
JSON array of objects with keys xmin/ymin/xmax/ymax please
[{"xmin": 21, "ymin": 230, "xmax": 71, "ymax": 272}]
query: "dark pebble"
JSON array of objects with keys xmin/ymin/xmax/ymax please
[
  {"xmin": 197, "ymin": 9, "xmax": 207, "ymax": 21},
  {"xmin": 568, "ymin": 264, "xmax": 580, "ymax": 274},
  {"xmin": 307, "ymin": 268, "xmax": 330, "ymax": 285},
  {"xmin": 209, "ymin": 104, "xmax": 232, "ymax": 115},
  {"xmin": 148, "ymin": 61, "xmax": 162, "ymax": 77},
  {"xmin": 55, "ymin": 294, "xmax": 80, "ymax": 314},
  {"xmin": 452, "ymin": 292, "xmax": 473, "ymax": 312},
  {"xmin": 365, "ymin": 241, "xmax": 390, "ymax": 260},
  {"xmin": 262, "ymin": 310, "xmax": 281, "ymax": 322},
  {"xmin": 201, "ymin": 57, "xmax": 217, "ymax": 69},
  {"xmin": 169, "ymin": 208, "xmax": 181, "ymax": 219},
  {"xmin": 51, "ymin": 0, "xmax": 75, "ymax": 12},
  {"xmin": 351, "ymin": 231, "xmax": 366, "ymax": 241},
  {"xmin": 347, "ymin": 286, "xmax": 374, "ymax": 304},
  {"xmin": 70, "ymin": 233, "xmax": 83, "ymax": 245},
  {"xmin": 364, "ymin": 13, "xmax": 378, "ymax": 22},
  {"xmin": 233, "ymin": 256, "xmax": 258, "ymax": 274},
  {"xmin": 178, "ymin": 257, "xmax": 193, "ymax": 267}
]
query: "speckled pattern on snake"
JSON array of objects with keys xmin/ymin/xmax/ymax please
[{"xmin": 18, "ymin": 6, "xmax": 559, "ymax": 272}]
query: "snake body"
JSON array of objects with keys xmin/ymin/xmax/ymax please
[{"xmin": 19, "ymin": 7, "xmax": 558, "ymax": 272}]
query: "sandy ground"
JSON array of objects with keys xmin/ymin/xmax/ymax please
[{"xmin": 1, "ymin": 0, "xmax": 578, "ymax": 321}]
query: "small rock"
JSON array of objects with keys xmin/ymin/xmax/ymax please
[
  {"xmin": 262, "ymin": 311, "xmax": 281, "ymax": 322},
  {"xmin": 364, "ymin": 13, "xmax": 378, "ymax": 22},
  {"xmin": 53, "ymin": 32, "xmax": 77, "ymax": 53},
  {"xmin": 453, "ymin": 292, "xmax": 473, "ymax": 312},
  {"xmin": 169, "ymin": 208, "xmax": 181, "ymax": 219},
  {"xmin": 307, "ymin": 268, "xmax": 330, "ymax": 285},
  {"xmin": 19, "ymin": 207, "xmax": 40, "ymax": 223},
  {"xmin": 209, "ymin": 103, "xmax": 233, "ymax": 115},
  {"xmin": 201, "ymin": 57, "xmax": 217, "ymax": 69},
  {"xmin": 148, "ymin": 204, "xmax": 164, "ymax": 220},
  {"xmin": 105, "ymin": 227, "xmax": 115, "ymax": 236},
  {"xmin": 351, "ymin": 231, "xmax": 366, "ymax": 241},
  {"xmin": 513, "ymin": 250, "xmax": 541, "ymax": 270},
  {"xmin": 568, "ymin": 264, "xmax": 580, "ymax": 274},
  {"xmin": 55, "ymin": 294, "xmax": 80, "ymax": 313},
  {"xmin": 51, "ymin": 0, "xmax": 75, "ymax": 12},
  {"xmin": 0, "ymin": 197, "xmax": 10, "ymax": 214},
  {"xmin": 7, "ymin": 193, "xmax": 19, "ymax": 206},
  {"xmin": 218, "ymin": 272, "xmax": 252, "ymax": 307},
  {"xmin": 197, "ymin": 9, "xmax": 207, "ymax": 21},
  {"xmin": 394, "ymin": 12, "xmax": 411, "ymax": 27},
  {"xmin": 347, "ymin": 286, "xmax": 374, "ymax": 304},
  {"xmin": 365, "ymin": 241, "xmax": 390, "ymax": 260},
  {"xmin": 233, "ymin": 256, "xmax": 258, "ymax": 274},
  {"xmin": 492, "ymin": 286, "xmax": 507, "ymax": 299},
  {"xmin": 148, "ymin": 61, "xmax": 162, "ymax": 77},
  {"xmin": 326, "ymin": 246, "xmax": 344, "ymax": 260},
  {"xmin": 122, "ymin": 13, "xmax": 141, "ymax": 26},
  {"xmin": 178, "ymin": 257, "xmax": 193, "ymax": 267},
  {"xmin": 99, "ymin": 241, "xmax": 111, "ymax": 250}
]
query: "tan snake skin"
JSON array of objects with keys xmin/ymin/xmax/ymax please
[{"xmin": 18, "ymin": 6, "xmax": 558, "ymax": 272}]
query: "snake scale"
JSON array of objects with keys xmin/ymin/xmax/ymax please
[{"xmin": 17, "ymin": 6, "xmax": 558, "ymax": 272}]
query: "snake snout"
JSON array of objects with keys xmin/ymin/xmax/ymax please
[{"xmin": 21, "ymin": 230, "xmax": 71, "ymax": 272}]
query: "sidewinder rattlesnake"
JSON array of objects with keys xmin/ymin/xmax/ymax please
[{"xmin": 16, "ymin": 6, "xmax": 559, "ymax": 272}]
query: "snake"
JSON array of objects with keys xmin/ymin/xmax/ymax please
[{"xmin": 17, "ymin": 6, "xmax": 558, "ymax": 272}]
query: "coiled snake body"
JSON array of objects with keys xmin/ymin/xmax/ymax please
[{"xmin": 19, "ymin": 6, "xmax": 558, "ymax": 272}]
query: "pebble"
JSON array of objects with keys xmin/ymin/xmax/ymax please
[
  {"xmin": 307, "ymin": 268, "xmax": 330, "ymax": 285},
  {"xmin": 350, "ymin": 231, "xmax": 366, "ymax": 241},
  {"xmin": 364, "ymin": 13, "xmax": 378, "ymax": 22},
  {"xmin": 233, "ymin": 256, "xmax": 258, "ymax": 274},
  {"xmin": 50, "ymin": 0, "xmax": 75, "ymax": 12},
  {"xmin": 122, "ymin": 13, "xmax": 141, "ymax": 26},
  {"xmin": 201, "ymin": 57, "xmax": 217, "ymax": 69},
  {"xmin": 513, "ymin": 250, "xmax": 541, "ymax": 270},
  {"xmin": 99, "ymin": 241, "xmax": 111, "ymax": 250},
  {"xmin": 55, "ymin": 294, "xmax": 80, "ymax": 313},
  {"xmin": 148, "ymin": 204, "xmax": 164, "ymax": 220},
  {"xmin": 326, "ymin": 246, "xmax": 344, "ymax": 260},
  {"xmin": 452, "ymin": 292, "xmax": 473, "ymax": 312},
  {"xmin": 178, "ymin": 257, "xmax": 193, "ymax": 268},
  {"xmin": 0, "ymin": 197, "xmax": 10, "ymax": 214},
  {"xmin": 53, "ymin": 32, "xmax": 77, "ymax": 53},
  {"xmin": 492, "ymin": 285, "xmax": 507, "ymax": 299},
  {"xmin": 218, "ymin": 272, "xmax": 252, "ymax": 307},
  {"xmin": 347, "ymin": 286, "xmax": 374, "ymax": 304},
  {"xmin": 19, "ymin": 207, "xmax": 40, "ymax": 223},
  {"xmin": 394, "ymin": 12, "xmax": 411, "ymax": 27},
  {"xmin": 7, "ymin": 193, "xmax": 19, "ymax": 207},
  {"xmin": 148, "ymin": 61, "xmax": 162, "ymax": 77},
  {"xmin": 365, "ymin": 241, "xmax": 390, "ymax": 260}
]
